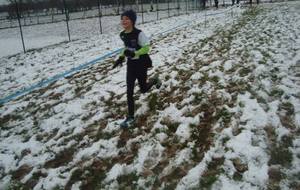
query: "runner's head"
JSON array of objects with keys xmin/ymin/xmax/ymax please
[{"xmin": 121, "ymin": 10, "xmax": 137, "ymax": 29}]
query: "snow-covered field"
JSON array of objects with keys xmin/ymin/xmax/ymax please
[
  {"xmin": 0, "ymin": 6, "xmax": 238, "ymax": 101},
  {"xmin": 0, "ymin": 1, "xmax": 299, "ymax": 190}
]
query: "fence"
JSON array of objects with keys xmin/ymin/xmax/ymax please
[
  {"xmin": 0, "ymin": 0, "xmax": 216, "ymax": 29},
  {"xmin": 0, "ymin": 0, "xmax": 240, "ymax": 55}
]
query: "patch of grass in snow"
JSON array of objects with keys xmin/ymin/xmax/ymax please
[
  {"xmin": 267, "ymin": 166, "xmax": 285, "ymax": 190},
  {"xmin": 148, "ymin": 93, "xmax": 163, "ymax": 112},
  {"xmin": 269, "ymin": 145, "xmax": 293, "ymax": 168},
  {"xmin": 269, "ymin": 88, "xmax": 284, "ymax": 98},
  {"xmin": 215, "ymin": 107, "xmax": 232, "ymax": 124},
  {"xmin": 277, "ymin": 101, "xmax": 297, "ymax": 130},
  {"xmin": 48, "ymin": 92, "xmax": 64, "ymax": 100},
  {"xmin": 0, "ymin": 114, "xmax": 23, "ymax": 129},
  {"xmin": 232, "ymin": 158, "xmax": 248, "ymax": 179},
  {"xmin": 221, "ymin": 136, "xmax": 231, "ymax": 145},
  {"xmin": 256, "ymin": 94, "xmax": 268, "ymax": 105},
  {"xmin": 160, "ymin": 165, "xmax": 190, "ymax": 190},
  {"xmin": 198, "ymin": 157, "xmax": 225, "ymax": 189},
  {"xmin": 66, "ymin": 159, "xmax": 111, "ymax": 189},
  {"xmin": 94, "ymin": 122, "xmax": 118, "ymax": 143},
  {"xmin": 238, "ymin": 101, "xmax": 245, "ymax": 108},
  {"xmin": 227, "ymin": 80, "xmax": 250, "ymax": 95},
  {"xmin": 117, "ymin": 171, "xmax": 139, "ymax": 189},
  {"xmin": 18, "ymin": 170, "xmax": 48, "ymax": 189},
  {"xmin": 44, "ymin": 147, "xmax": 76, "ymax": 169},
  {"xmin": 258, "ymin": 58, "xmax": 268, "ymax": 65},
  {"xmin": 199, "ymin": 73, "xmax": 210, "ymax": 85},
  {"xmin": 238, "ymin": 67, "xmax": 252, "ymax": 77},
  {"xmin": 10, "ymin": 165, "xmax": 33, "ymax": 184},
  {"xmin": 7, "ymin": 180, "xmax": 29, "ymax": 190},
  {"xmin": 164, "ymin": 74, "xmax": 171, "ymax": 81},
  {"xmin": 242, "ymin": 6, "xmax": 262, "ymax": 18},
  {"xmin": 190, "ymin": 124, "xmax": 214, "ymax": 161},
  {"xmin": 265, "ymin": 126, "xmax": 293, "ymax": 168},
  {"xmin": 279, "ymin": 102, "xmax": 295, "ymax": 116},
  {"xmin": 191, "ymin": 92, "xmax": 205, "ymax": 106},
  {"xmin": 160, "ymin": 117, "xmax": 180, "ymax": 134},
  {"xmin": 210, "ymin": 76, "xmax": 220, "ymax": 84},
  {"xmin": 176, "ymin": 69, "xmax": 194, "ymax": 82}
]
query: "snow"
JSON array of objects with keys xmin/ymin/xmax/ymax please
[
  {"xmin": 134, "ymin": 140, "xmax": 165, "ymax": 174},
  {"xmin": 0, "ymin": 1, "xmax": 300, "ymax": 189},
  {"xmin": 104, "ymin": 163, "xmax": 127, "ymax": 183},
  {"xmin": 238, "ymin": 92, "xmax": 268, "ymax": 129}
]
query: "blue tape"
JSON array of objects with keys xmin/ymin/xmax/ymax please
[
  {"xmin": 0, "ymin": 6, "xmax": 235, "ymax": 106},
  {"xmin": 0, "ymin": 48, "xmax": 122, "ymax": 105}
]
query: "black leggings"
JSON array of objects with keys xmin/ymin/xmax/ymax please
[{"xmin": 127, "ymin": 63, "xmax": 153, "ymax": 117}]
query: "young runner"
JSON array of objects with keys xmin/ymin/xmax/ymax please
[{"xmin": 113, "ymin": 10, "xmax": 161, "ymax": 128}]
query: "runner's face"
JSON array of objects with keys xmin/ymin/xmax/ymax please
[{"xmin": 121, "ymin": 16, "xmax": 133, "ymax": 30}]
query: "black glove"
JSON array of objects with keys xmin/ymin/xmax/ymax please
[
  {"xmin": 124, "ymin": 49, "xmax": 135, "ymax": 58},
  {"xmin": 112, "ymin": 56, "xmax": 124, "ymax": 69}
]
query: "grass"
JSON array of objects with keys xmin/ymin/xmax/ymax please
[
  {"xmin": 7, "ymin": 180, "xmax": 29, "ymax": 190},
  {"xmin": 265, "ymin": 125, "xmax": 294, "ymax": 189},
  {"xmin": 269, "ymin": 145, "xmax": 293, "ymax": 168},
  {"xmin": 269, "ymin": 88, "xmax": 284, "ymax": 98},
  {"xmin": 191, "ymin": 92, "xmax": 205, "ymax": 105},
  {"xmin": 233, "ymin": 171, "xmax": 243, "ymax": 181},
  {"xmin": 215, "ymin": 107, "xmax": 232, "ymax": 124},
  {"xmin": 160, "ymin": 117, "xmax": 180, "ymax": 134},
  {"xmin": 0, "ymin": 114, "xmax": 23, "ymax": 129},
  {"xmin": 117, "ymin": 172, "xmax": 139, "ymax": 189},
  {"xmin": 279, "ymin": 102, "xmax": 295, "ymax": 115},
  {"xmin": 238, "ymin": 67, "xmax": 252, "ymax": 77},
  {"xmin": 268, "ymin": 167, "xmax": 285, "ymax": 190},
  {"xmin": 44, "ymin": 147, "xmax": 76, "ymax": 169},
  {"xmin": 198, "ymin": 157, "xmax": 225, "ymax": 189},
  {"xmin": 148, "ymin": 93, "xmax": 159, "ymax": 112},
  {"xmin": 210, "ymin": 76, "xmax": 220, "ymax": 83}
]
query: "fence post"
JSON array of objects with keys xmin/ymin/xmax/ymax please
[
  {"xmin": 185, "ymin": 0, "xmax": 188, "ymax": 14},
  {"xmin": 37, "ymin": 12, "xmax": 39, "ymax": 24},
  {"xmin": 62, "ymin": 0, "xmax": 71, "ymax": 41},
  {"xmin": 168, "ymin": 0, "xmax": 170, "ymax": 17},
  {"xmin": 177, "ymin": 0, "xmax": 180, "ymax": 15},
  {"xmin": 15, "ymin": 0, "xmax": 26, "ymax": 53},
  {"xmin": 156, "ymin": 0, "xmax": 159, "ymax": 20},
  {"xmin": 204, "ymin": 8, "xmax": 207, "ymax": 27},
  {"xmin": 97, "ymin": 0, "xmax": 103, "ymax": 34},
  {"xmin": 141, "ymin": 0, "xmax": 144, "ymax": 23},
  {"xmin": 52, "ymin": 8, "xmax": 54, "ymax": 23}
]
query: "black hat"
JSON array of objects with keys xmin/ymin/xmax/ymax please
[{"xmin": 121, "ymin": 10, "xmax": 137, "ymax": 25}]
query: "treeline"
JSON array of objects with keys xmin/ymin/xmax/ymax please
[{"xmin": 0, "ymin": 0, "xmax": 162, "ymax": 18}]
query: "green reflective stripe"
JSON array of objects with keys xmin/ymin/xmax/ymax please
[
  {"xmin": 135, "ymin": 45, "xmax": 150, "ymax": 56},
  {"xmin": 120, "ymin": 49, "xmax": 125, "ymax": 58}
]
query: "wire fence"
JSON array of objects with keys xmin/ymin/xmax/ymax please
[
  {"xmin": 0, "ymin": 0, "xmax": 285, "ymax": 57},
  {"xmin": 0, "ymin": 0, "xmax": 216, "ymax": 29},
  {"xmin": 0, "ymin": 0, "xmax": 241, "ymax": 54}
]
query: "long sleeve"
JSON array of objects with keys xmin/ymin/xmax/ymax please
[
  {"xmin": 135, "ymin": 45, "xmax": 150, "ymax": 56},
  {"xmin": 119, "ymin": 49, "xmax": 125, "ymax": 58}
]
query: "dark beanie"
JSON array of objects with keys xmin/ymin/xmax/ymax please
[{"xmin": 121, "ymin": 10, "xmax": 137, "ymax": 25}]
